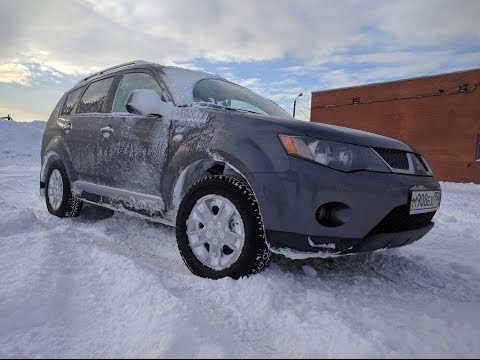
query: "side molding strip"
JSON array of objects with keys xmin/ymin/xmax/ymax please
[{"xmin": 72, "ymin": 181, "xmax": 165, "ymax": 212}]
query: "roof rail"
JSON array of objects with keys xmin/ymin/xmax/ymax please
[{"xmin": 75, "ymin": 60, "xmax": 151, "ymax": 86}]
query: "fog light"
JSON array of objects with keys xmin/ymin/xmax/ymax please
[{"xmin": 316, "ymin": 202, "xmax": 352, "ymax": 227}]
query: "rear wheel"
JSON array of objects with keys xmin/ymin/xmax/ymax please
[
  {"xmin": 176, "ymin": 176, "xmax": 271, "ymax": 279},
  {"xmin": 45, "ymin": 160, "xmax": 83, "ymax": 218}
]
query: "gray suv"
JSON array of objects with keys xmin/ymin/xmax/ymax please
[{"xmin": 40, "ymin": 60, "xmax": 441, "ymax": 279}]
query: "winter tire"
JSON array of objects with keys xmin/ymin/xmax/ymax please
[
  {"xmin": 176, "ymin": 176, "xmax": 271, "ymax": 279},
  {"xmin": 45, "ymin": 160, "xmax": 83, "ymax": 218}
]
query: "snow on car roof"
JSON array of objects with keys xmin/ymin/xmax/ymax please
[{"xmin": 159, "ymin": 66, "xmax": 222, "ymax": 105}]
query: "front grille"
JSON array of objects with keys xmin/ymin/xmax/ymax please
[
  {"xmin": 373, "ymin": 148, "xmax": 409, "ymax": 170},
  {"xmin": 369, "ymin": 205, "xmax": 435, "ymax": 235}
]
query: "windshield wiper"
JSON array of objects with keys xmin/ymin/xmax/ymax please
[
  {"xmin": 231, "ymin": 108, "xmax": 263, "ymax": 115},
  {"xmin": 196, "ymin": 102, "xmax": 263, "ymax": 115}
]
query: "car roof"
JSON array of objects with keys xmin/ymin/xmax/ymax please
[
  {"xmin": 74, "ymin": 60, "xmax": 153, "ymax": 86},
  {"xmin": 71, "ymin": 60, "xmax": 222, "ymax": 105},
  {"xmin": 74, "ymin": 60, "xmax": 217, "ymax": 86}
]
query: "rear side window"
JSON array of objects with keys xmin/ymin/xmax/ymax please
[
  {"xmin": 61, "ymin": 87, "xmax": 83, "ymax": 115},
  {"xmin": 112, "ymin": 72, "xmax": 164, "ymax": 113},
  {"xmin": 76, "ymin": 77, "xmax": 114, "ymax": 114}
]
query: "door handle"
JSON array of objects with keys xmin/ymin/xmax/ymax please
[
  {"xmin": 63, "ymin": 123, "xmax": 72, "ymax": 133},
  {"xmin": 100, "ymin": 125, "xmax": 114, "ymax": 138},
  {"xmin": 100, "ymin": 125, "xmax": 114, "ymax": 134}
]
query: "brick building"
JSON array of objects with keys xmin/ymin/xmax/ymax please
[{"xmin": 310, "ymin": 69, "xmax": 480, "ymax": 183}]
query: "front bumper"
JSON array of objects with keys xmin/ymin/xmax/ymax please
[
  {"xmin": 248, "ymin": 155, "xmax": 440, "ymax": 254},
  {"xmin": 266, "ymin": 222, "xmax": 434, "ymax": 254}
]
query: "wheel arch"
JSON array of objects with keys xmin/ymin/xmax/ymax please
[
  {"xmin": 40, "ymin": 137, "xmax": 77, "ymax": 186},
  {"xmin": 166, "ymin": 153, "xmax": 261, "ymax": 223}
]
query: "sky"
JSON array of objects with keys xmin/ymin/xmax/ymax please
[{"xmin": 0, "ymin": 0, "xmax": 479, "ymax": 122}]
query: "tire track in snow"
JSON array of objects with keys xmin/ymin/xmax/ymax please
[
  {"xmin": 63, "ymin": 206, "xmax": 480, "ymax": 357},
  {"xmin": 68, "ymin": 212, "xmax": 278, "ymax": 357}
]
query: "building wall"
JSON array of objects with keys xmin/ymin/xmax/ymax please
[{"xmin": 310, "ymin": 69, "xmax": 480, "ymax": 183}]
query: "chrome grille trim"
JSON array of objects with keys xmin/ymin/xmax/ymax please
[{"xmin": 370, "ymin": 148, "xmax": 433, "ymax": 176}]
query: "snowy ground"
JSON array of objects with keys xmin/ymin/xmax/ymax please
[{"xmin": 0, "ymin": 119, "xmax": 479, "ymax": 358}]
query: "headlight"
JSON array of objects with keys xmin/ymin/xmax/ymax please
[{"xmin": 278, "ymin": 135, "xmax": 391, "ymax": 173}]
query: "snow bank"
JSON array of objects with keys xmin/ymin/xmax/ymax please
[
  {"xmin": 0, "ymin": 120, "xmax": 45, "ymax": 161},
  {"xmin": 0, "ymin": 119, "xmax": 479, "ymax": 358}
]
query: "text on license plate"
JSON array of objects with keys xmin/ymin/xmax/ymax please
[{"xmin": 410, "ymin": 190, "xmax": 441, "ymax": 214}]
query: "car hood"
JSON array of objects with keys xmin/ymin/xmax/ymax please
[{"xmin": 247, "ymin": 113, "xmax": 415, "ymax": 152}]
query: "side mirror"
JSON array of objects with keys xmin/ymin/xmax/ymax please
[{"xmin": 126, "ymin": 89, "xmax": 172, "ymax": 117}]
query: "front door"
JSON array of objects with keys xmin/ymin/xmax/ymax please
[{"xmin": 97, "ymin": 71, "xmax": 171, "ymax": 213}]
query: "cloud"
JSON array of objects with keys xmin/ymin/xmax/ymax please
[
  {"xmin": 309, "ymin": 50, "xmax": 480, "ymax": 89},
  {"xmin": 0, "ymin": 63, "xmax": 32, "ymax": 86},
  {"xmin": 371, "ymin": 0, "xmax": 480, "ymax": 47},
  {"xmin": 1, "ymin": 0, "xmax": 478, "ymax": 77},
  {"xmin": 0, "ymin": 0, "xmax": 478, "ymax": 121}
]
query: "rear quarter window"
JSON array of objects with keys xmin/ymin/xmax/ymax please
[
  {"xmin": 76, "ymin": 77, "xmax": 114, "ymax": 114},
  {"xmin": 61, "ymin": 87, "xmax": 84, "ymax": 116}
]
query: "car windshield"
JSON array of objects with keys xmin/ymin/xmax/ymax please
[{"xmin": 192, "ymin": 78, "xmax": 290, "ymax": 118}]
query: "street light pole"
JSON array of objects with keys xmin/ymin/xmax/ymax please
[{"xmin": 293, "ymin": 93, "xmax": 303, "ymax": 118}]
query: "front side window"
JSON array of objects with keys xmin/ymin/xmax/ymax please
[
  {"xmin": 476, "ymin": 134, "xmax": 480, "ymax": 161},
  {"xmin": 112, "ymin": 72, "xmax": 164, "ymax": 113},
  {"xmin": 61, "ymin": 87, "xmax": 83, "ymax": 115},
  {"xmin": 76, "ymin": 77, "xmax": 114, "ymax": 114},
  {"xmin": 192, "ymin": 78, "xmax": 290, "ymax": 118}
]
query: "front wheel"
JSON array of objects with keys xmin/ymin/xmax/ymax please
[{"xmin": 176, "ymin": 176, "xmax": 271, "ymax": 279}]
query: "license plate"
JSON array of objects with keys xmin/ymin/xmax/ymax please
[{"xmin": 410, "ymin": 190, "xmax": 441, "ymax": 214}]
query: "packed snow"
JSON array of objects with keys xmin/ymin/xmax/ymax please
[
  {"xmin": 161, "ymin": 66, "xmax": 219, "ymax": 105},
  {"xmin": 125, "ymin": 89, "xmax": 175, "ymax": 117},
  {"xmin": 0, "ymin": 119, "xmax": 479, "ymax": 358}
]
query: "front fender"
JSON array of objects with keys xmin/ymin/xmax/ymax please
[
  {"xmin": 210, "ymin": 112, "xmax": 292, "ymax": 173},
  {"xmin": 164, "ymin": 109, "xmax": 293, "ymax": 221}
]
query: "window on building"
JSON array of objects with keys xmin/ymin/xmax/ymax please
[
  {"xmin": 76, "ymin": 77, "xmax": 114, "ymax": 114},
  {"xmin": 112, "ymin": 72, "xmax": 165, "ymax": 113},
  {"xmin": 61, "ymin": 87, "xmax": 83, "ymax": 115},
  {"xmin": 476, "ymin": 134, "xmax": 480, "ymax": 161}
]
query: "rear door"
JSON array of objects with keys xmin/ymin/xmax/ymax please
[
  {"xmin": 97, "ymin": 71, "xmax": 171, "ymax": 212},
  {"xmin": 57, "ymin": 87, "xmax": 84, "ymax": 182},
  {"xmin": 68, "ymin": 76, "xmax": 116, "ymax": 185}
]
